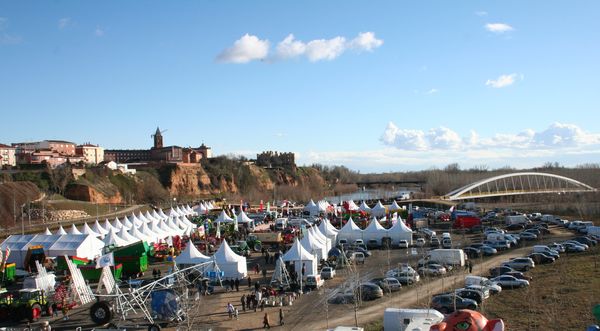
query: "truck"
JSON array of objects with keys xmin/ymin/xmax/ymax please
[
  {"xmin": 505, "ymin": 215, "xmax": 530, "ymax": 226},
  {"xmin": 418, "ymin": 249, "xmax": 466, "ymax": 267},
  {"xmin": 249, "ymin": 232, "xmax": 283, "ymax": 245},
  {"xmin": 451, "ymin": 211, "xmax": 481, "ymax": 229}
]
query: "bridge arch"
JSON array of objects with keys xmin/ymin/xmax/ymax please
[{"xmin": 443, "ymin": 172, "xmax": 596, "ymax": 201}]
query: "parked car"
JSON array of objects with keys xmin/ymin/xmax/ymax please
[
  {"xmin": 418, "ymin": 264, "xmax": 447, "ymax": 277},
  {"xmin": 305, "ymin": 274, "xmax": 324, "ymax": 289},
  {"xmin": 523, "ymin": 228, "xmax": 541, "ymax": 236},
  {"xmin": 563, "ymin": 242, "xmax": 586, "ymax": 252},
  {"xmin": 464, "ymin": 284, "xmax": 491, "ymax": 299},
  {"xmin": 415, "ymin": 238, "xmax": 426, "ymax": 247},
  {"xmin": 453, "ymin": 288, "xmax": 485, "ymax": 304},
  {"xmin": 503, "ymin": 271, "xmax": 532, "ymax": 281},
  {"xmin": 430, "ymin": 294, "xmax": 478, "ymax": 314},
  {"xmin": 371, "ymin": 277, "xmax": 402, "ymax": 293},
  {"xmin": 573, "ymin": 236, "xmax": 597, "ymax": 246},
  {"xmin": 366, "ymin": 239, "xmax": 381, "ymax": 250},
  {"xmin": 469, "ymin": 243, "xmax": 498, "ymax": 256},
  {"xmin": 484, "ymin": 240, "xmax": 510, "ymax": 251},
  {"xmin": 320, "ymin": 267, "xmax": 336, "ymax": 280},
  {"xmin": 349, "ymin": 252, "xmax": 365, "ymax": 264},
  {"xmin": 390, "ymin": 271, "xmax": 420, "ymax": 285},
  {"xmin": 518, "ymin": 232, "xmax": 538, "ymax": 240},
  {"xmin": 489, "ymin": 266, "xmax": 516, "ymax": 278},
  {"xmin": 490, "ymin": 275, "xmax": 530, "ymax": 289},
  {"xmin": 430, "ymin": 237, "xmax": 440, "ymax": 248},
  {"xmin": 464, "ymin": 275, "xmax": 502, "ymax": 295},
  {"xmin": 351, "ymin": 246, "xmax": 372, "ymax": 257},
  {"xmin": 564, "ymin": 240, "xmax": 588, "ymax": 250},
  {"xmin": 528, "ymin": 253, "xmax": 555, "ymax": 264},
  {"xmin": 506, "ymin": 224, "xmax": 525, "ymax": 231},
  {"xmin": 502, "ymin": 257, "xmax": 535, "ymax": 271},
  {"xmin": 357, "ymin": 282, "xmax": 384, "ymax": 301},
  {"xmin": 548, "ymin": 243, "xmax": 565, "ymax": 253},
  {"xmin": 462, "ymin": 247, "xmax": 482, "ymax": 259},
  {"xmin": 398, "ymin": 240, "xmax": 409, "ymax": 249}
]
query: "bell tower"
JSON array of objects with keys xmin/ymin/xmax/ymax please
[{"xmin": 152, "ymin": 127, "xmax": 163, "ymax": 149}]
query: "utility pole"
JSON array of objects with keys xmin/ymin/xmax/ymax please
[
  {"xmin": 21, "ymin": 204, "xmax": 25, "ymax": 235},
  {"xmin": 28, "ymin": 200, "xmax": 31, "ymax": 225}
]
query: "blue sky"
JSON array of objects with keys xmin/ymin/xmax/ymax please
[{"xmin": 1, "ymin": 1, "xmax": 599, "ymax": 172}]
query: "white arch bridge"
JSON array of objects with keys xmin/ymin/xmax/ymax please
[{"xmin": 443, "ymin": 172, "xmax": 597, "ymax": 201}]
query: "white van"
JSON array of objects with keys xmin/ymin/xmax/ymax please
[
  {"xmin": 349, "ymin": 252, "xmax": 365, "ymax": 264},
  {"xmin": 274, "ymin": 218, "xmax": 288, "ymax": 231},
  {"xmin": 541, "ymin": 214, "xmax": 555, "ymax": 222}
]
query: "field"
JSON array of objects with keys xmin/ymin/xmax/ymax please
[{"xmin": 484, "ymin": 249, "xmax": 600, "ymax": 330}]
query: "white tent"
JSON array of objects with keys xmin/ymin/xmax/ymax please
[
  {"xmin": 119, "ymin": 226, "xmax": 141, "ymax": 244},
  {"xmin": 215, "ymin": 210, "xmax": 234, "ymax": 223},
  {"xmin": 158, "ymin": 209, "xmax": 169, "ymax": 219},
  {"xmin": 236, "ymin": 210, "xmax": 253, "ymax": 223},
  {"xmin": 318, "ymin": 219, "xmax": 339, "ymax": 243},
  {"xmin": 130, "ymin": 225, "xmax": 153, "ymax": 243},
  {"xmin": 371, "ymin": 201, "xmax": 387, "ymax": 217},
  {"xmin": 166, "ymin": 218, "xmax": 184, "ymax": 236},
  {"xmin": 56, "ymin": 225, "xmax": 67, "ymax": 235},
  {"xmin": 153, "ymin": 209, "xmax": 165, "ymax": 221},
  {"xmin": 111, "ymin": 217, "xmax": 124, "ymax": 230},
  {"xmin": 43, "ymin": 228, "xmax": 52, "ymax": 235},
  {"xmin": 1, "ymin": 234, "xmax": 104, "ymax": 268},
  {"xmin": 388, "ymin": 220, "xmax": 413, "ymax": 245},
  {"xmin": 317, "ymin": 200, "xmax": 331, "ymax": 214},
  {"xmin": 300, "ymin": 229, "xmax": 327, "ymax": 261},
  {"xmin": 194, "ymin": 203, "xmax": 208, "ymax": 215},
  {"xmin": 176, "ymin": 206, "xmax": 187, "ymax": 217},
  {"xmin": 363, "ymin": 217, "xmax": 388, "ymax": 242},
  {"xmin": 103, "ymin": 219, "xmax": 117, "ymax": 233},
  {"xmin": 150, "ymin": 220, "xmax": 170, "ymax": 240},
  {"xmin": 359, "ymin": 201, "xmax": 372, "ymax": 214},
  {"xmin": 212, "ymin": 240, "xmax": 247, "ymax": 279},
  {"xmin": 310, "ymin": 226, "xmax": 332, "ymax": 253},
  {"xmin": 175, "ymin": 240, "xmax": 211, "ymax": 265},
  {"xmin": 69, "ymin": 224, "xmax": 82, "ymax": 235},
  {"xmin": 304, "ymin": 200, "xmax": 319, "ymax": 216},
  {"xmin": 140, "ymin": 221, "xmax": 160, "ymax": 243},
  {"xmin": 390, "ymin": 200, "xmax": 402, "ymax": 211},
  {"xmin": 282, "ymin": 238, "xmax": 317, "ymax": 277},
  {"xmin": 337, "ymin": 217, "xmax": 363, "ymax": 243},
  {"xmin": 344, "ymin": 200, "xmax": 360, "ymax": 211},
  {"xmin": 121, "ymin": 216, "xmax": 133, "ymax": 230},
  {"xmin": 103, "ymin": 229, "xmax": 129, "ymax": 247},
  {"xmin": 82, "ymin": 222, "xmax": 102, "ymax": 238},
  {"xmin": 158, "ymin": 220, "xmax": 177, "ymax": 237},
  {"xmin": 130, "ymin": 214, "xmax": 144, "ymax": 228}
]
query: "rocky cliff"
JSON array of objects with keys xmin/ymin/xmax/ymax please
[
  {"xmin": 0, "ymin": 181, "xmax": 42, "ymax": 227},
  {"xmin": 64, "ymin": 183, "xmax": 124, "ymax": 204}
]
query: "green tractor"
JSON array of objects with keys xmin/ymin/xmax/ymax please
[
  {"xmin": 0, "ymin": 289, "xmax": 53, "ymax": 322},
  {"xmin": 245, "ymin": 235, "xmax": 263, "ymax": 252}
]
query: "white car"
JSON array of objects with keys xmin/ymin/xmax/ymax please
[
  {"xmin": 415, "ymin": 238, "xmax": 426, "ymax": 247},
  {"xmin": 398, "ymin": 240, "xmax": 409, "ymax": 249},
  {"xmin": 418, "ymin": 264, "xmax": 447, "ymax": 277},
  {"xmin": 320, "ymin": 267, "xmax": 336, "ymax": 280}
]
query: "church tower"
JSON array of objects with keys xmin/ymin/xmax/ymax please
[{"xmin": 153, "ymin": 127, "xmax": 163, "ymax": 149}]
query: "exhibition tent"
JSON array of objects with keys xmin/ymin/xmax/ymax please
[
  {"xmin": 363, "ymin": 217, "xmax": 388, "ymax": 242},
  {"xmin": 212, "ymin": 240, "xmax": 247, "ymax": 279},
  {"xmin": 282, "ymin": 238, "xmax": 317, "ymax": 277},
  {"xmin": 390, "ymin": 200, "xmax": 402, "ymax": 212},
  {"xmin": 236, "ymin": 210, "xmax": 253, "ymax": 223},
  {"xmin": 300, "ymin": 230, "xmax": 327, "ymax": 261},
  {"xmin": 318, "ymin": 219, "xmax": 339, "ymax": 243},
  {"xmin": 387, "ymin": 220, "xmax": 413, "ymax": 245},
  {"xmin": 304, "ymin": 200, "xmax": 319, "ymax": 216},
  {"xmin": 359, "ymin": 201, "xmax": 372, "ymax": 214},
  {"xmin": 175, "ymin": 240, "xmax": 211, "ymax": 265},
  {"xmin": 69, "ymin": 224, "xmax": 82, "ymax": 235},
  {"xmin": 215, "ymin": 211, "xmax": 234, "ymax": 223},
  {"xmin": 310, "ymin": 226, "xmax": 332, "ymax": 253},
  {"xmin": 337, "ymin": 217, "xmax": 363, "ymax": 243},
  {"xmin": 48, "ymin": 234, "xmax": 104, "ymax": 260},
  {"xmin": 371, "ymin": 201, "xmax": 387, "ymax": 217},
  {"xmin": 103, "ymin": 229, "xmax": 129, "ymax": 247},
  {"xmin": 56, "ymin": 225, "xmax": 67, "ymax": 235}
]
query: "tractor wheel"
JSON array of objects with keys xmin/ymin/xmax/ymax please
[
  {"xmin": 29, "ymin": 303, "xmax": 42, "ymax": 322},
  {"xmin": 0, "ymin": 304, "xmax": 10, "ymax": 321},
  {"xmin": 253, "ymin": 243, "xmax": 262, "ymax": 252},
  {"xmin": 90, "ymin": 301, "xmax": 113, "ymax": 325},
  {"xmin": 148, "ymin": 324, "xmax": 162, "ymax": 331}
]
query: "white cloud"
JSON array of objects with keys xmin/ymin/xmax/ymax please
[
  {"xmin": 0, "ymin": 17, "xmax": 21, "ymax": 45},
  {"xmin": 95, "ymin": 26, "xmax": 105, "ymax": 37},
  {"xmin": 58, "ymin": 18, "xmax": 71, "ymax": 30},
  {"xmin": 216, "ymin": 34, "xmax": 269, "ymax": 63},
  {"xmin": 348, "ymin": 32, "xmax": 384, "ymax": 52},
  {"xmin": 427, "ymin": 127, "xmax": 462, "ymax": 150},
  {"xmin": 425, "ymin": 88, "xmax": 439, "ymax": 95},
  {"xmin": 227, "ymin": 32, "xmax": 383, "ymax": 63},
  {"xmin": 485, "ymin": 23, "xmax": 514, "ymax": 33},
  {"xmin": 475, "ymin": 11, "xmax": 488, "ymax": 17},
  {"xmin": 486, "ymin": 73, "xmax": 519, "ymax": 88}
]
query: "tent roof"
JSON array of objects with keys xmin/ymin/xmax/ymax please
[
  {"xmin": 44, "ymin": 227, "xmax": 52, "ymax": 235},
  {"xmin": 282, "ymin": 238, "xmax": 315, "ymax": 261},
  {"xmin": 372, "ymin": 201, "xmax": 386, "ymax": 211},
  {"xmin": 175, "ymin": 240, "xmax": 211, "ymax": 264},
  {"xmin": 389, "ymin": 219, "xmax": 413, "ymax": 234},
  {"xmin": 82, "ymin": 222, "xmax": 101, "ymax": 237},
  {"xmin": 318, "ymin": 219, "xmax": 339, "ymax": 236},
  {"xmin": 57, "ymin": 225, "xmax": 67, "ymax": 235},
  {"xmin": 339, "ymin": 217, "xmax": 362, "ymax": 234},
  {"xmin": 236, "ymin": 211, "xmax": 253, "ymax": 223},
  {"xmin": 390, "ymin": 200, "xmax": 402, "ymax": 211},
  {"xmin": 216, "ymin": 210, "xmax": 234, "ymax": 223},
  {"xmin": 69, "ymin": 224, "xmax": 82, "ymax": 235},
  {"xmin": 364, "ymin": 217, "xmax": 388, "ymax": 234},
  {"xmin": 103, "ymin": 229, "xmax": 129, "ymax": 247},
  {"xmin": 213, "ymin": 240, "xmax": 244, "ymax": 263},
  {"xmin": 345, "ymin": 200, "xmax": 359, "ymax": 211},
  {"xmin": 359, "ymin": 201, "xmax": 372, "ymax": 212}
]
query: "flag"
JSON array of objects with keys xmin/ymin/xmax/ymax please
[{"xmin": 95, "ymin": 252, "xmax": 114, "ymax": 269}]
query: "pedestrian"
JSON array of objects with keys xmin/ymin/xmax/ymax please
[
  {"xmin": 468, "ymin": 261, "xmax": 473, "ymax": 273},
  {"xmin": 302, "ymin": 263, "xmax": 306, "ymax": 276},
  {"xmin": 241, "ymin": 294, "xmax": 246, "ymax": 312},
  {"xmin": 255, "ymin": 281, "xmax": 260, "ymax": 291},
  {"xmin": 253, "ymin": 297, "xmax": 258, "ymax": 312},
  {"xmin": 248, "ymin": 276, "xmax": 252, "ymax": 289},
  {"xmin": 61, "ymin": 299, "xmax": 69, "ymax": 321},
  {"xmin": 263, "ymin": 312, "xmax": 271, "ymax": 329},
  {"xmin": 152, "ymin": 268, "xmax": 158, "ymax": 279},
  {"xmin": 264, "ymin": 252, "xmax": 269, "ymax": 264},
  {"xmin": 41, "ymin": 320, "xmax": 51, "ymax": 331},
  {"xmin": 51, "ymin": 302, "xmax": 58, "ymax": 317},
  {"xmin": 246, "ymin": 294, "xmax": 252, "ymax": 311},
  {"xmin": 279, "ymin": 308, "xmax": 284, "ymax": 326},
  {"xmin": 255, "ymin": 264, "xmax": 260, "ymax": 275},
  {"xmin": 226, "ymin": 302, "xmax": 234, "ymax": 319},
  {"xmin": 157, "ymin": 269, "xmax": 161, "ymax": 278},
  {"xmin": 234, "ymin": 308, "xmax": 239, "ymax": 320},
  {"xmin": 262, "ymin": 268, "xmax": 267, "ymax": 280},
  {"xmin": 260, "ymin": 299, "xmax": 265, "ymax": 312},
  {"xmin": 235, "ymin": 278, "xmax": 240, "ymax": 292}
]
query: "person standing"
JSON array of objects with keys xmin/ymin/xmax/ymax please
[
  {"xmin": 241, "ymin": 294, "xmax": 246, "ymax": 312},
  {"xmin": 468, "ymin": 261, "xmax": 473, "ymax": 273},
  {"xmin": 262, "ymin": 268, "xmax": 267, "ymax": 281},
  {"xmin": 235, "ymin": 278, "xmax": 240, "ymax": 292},
  {"xmin": 226, "ymin": 303, "xmax": 234, "ymax": 319},
  {"xmin": 263, "ymin": 312, "xmax": 271, "ymax": 329},
  {"xmin": 279, "ymin": 308, "xmax": 284, "ymax": 326}
]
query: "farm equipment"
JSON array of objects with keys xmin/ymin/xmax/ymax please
[
  {"xmin": 112, "ymin": 241, "xmax": 150, "ymax": 277},
  {"xmin": 0, "ymin": 289, "xmax": 53, "ymax": 322},
  {"xmin": 1, "ymin": 263, "xmax": 16, "ymax": 285},
  {"xmin": 90, "ymin": 261, "xmax": 220, "ymax": 330}
]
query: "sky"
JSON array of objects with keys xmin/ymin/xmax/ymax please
[{"xmin": 1, "ymin": 1, "xmax": 599, "ymax": 173}]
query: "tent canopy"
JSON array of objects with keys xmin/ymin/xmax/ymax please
[
  {"xmin": 359, "ymin": 201, "xmax": 372, "ymax": 213},
  {"xmin": 215, "ymin": 211, "xmax": 234, "ymax": 223},
  {"xmin": 175, "ymin": 240, "xmax": 211, "ymax": 265},
  {"xmin": 213, "ymin": 240, "xmax": 247, "ymax": 279}
]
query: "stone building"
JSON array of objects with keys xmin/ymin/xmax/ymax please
[{"xmin": 0, "ymin": 143, "xmax": 16, "ymax": 167}]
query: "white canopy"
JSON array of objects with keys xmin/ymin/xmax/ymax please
[
  {"xmin": 390, "ymin": 200, "xmax": 402, "ymax": 211},
  {"xmin": 310, "ymin": 226, "xmax": 332, "ymax": 253},
  {"xmin": 300, "ymin": 229, "xmax": 327, "ymax": 261},
  {"xmin": 130, "ymin": 214, "xmax": 144, "ymax": 227},
  {"xmin": 363, "ymin": 217, "xmax": 389, "ymax": 242},
  {"xmin": 388, "ymin": 219, "xmax": 413, "ymax": 245},
  {"xmin": 337, "ymin": 217, "xmax": 363, "ymax": 243},
  {"xmin": 175, "ymin": 240, "xmax": 211, "ymax": 265},
  {"xmin": 371, "ymin": 201, "xmax": 387, "ymax": 217},
  {"xmin": 150, "ymin": 220, "xmax": 170, "ymax": 240},
  {"xmin": 82, "ymin": 222, "xmax": 102, "ymax": 238},
  {"xmin": 44, "ymin": 228, "xmax": 52, "ymax": 235},
  {"xmin": 0, "ymin": 234, "xmax": 104, "ymax": 268},
  {"xmin": 121, "ymin": 216, "xmax": 133, "ymax": 229},
  {"xmin": 111, "ymin": 217, "xmax": 124, "ymax": 230},
  {"xmin": 56, "ymin": 225, "xmax": 67, "ymax": 235},
  {"xmin": 212, "ymin": 240, "xmax": 247, "ymax": 279},
  {"xmin": 215, "ymin": 210, "xmax": 234, "ymax": 223},
  {"xmin": 153, "ymin": 209, "xmax": 165, "ymax": 221},
  {"xmin": 282, "ymin": 238, "xmax": 317, "ymax": 276},
  {"xmin": 158, "ymin": 209, "xmax": 168, "ymax": 219},
  {"xmin": 194, "ymin": 203, "xmax": 208, "ymax": 215},
  {"xmin": 69, "ymin": 224, "xmax": 82, "ymax": 235},
  {"xmin": 236, "ymin": 210, "xmax": 253, "ymax": 223},
  {"xmin": 304, "ymin": 200, "xmax": 319, "ymax": 216},
  {"xmin": 119, "ymin": 226, "xmax": 141, "ymax": 244},
  {"xmin": 166, "ymin": 218, "xmax": 184, "ymax": 236},
  {"xmin": 318, "ymin": 219, "xmax": 339, "ymax": 243},
  {"xmin": 103, "ymin": 219, "xmax": 117, "ymax": 232},
  {"xmin": 359, "ymin": 201, "xmax": 372, "ymax": 214},
  {"xmin": 345, "ymin": 200, "xmax": 360, "ymax": 211},
  {"xmin": 103, "ymin": 229, "xmax": 129, "ymax": 247},
  {"xmin": 130, "ymin": 224, "xmax": 153, "ymax": 243}
]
